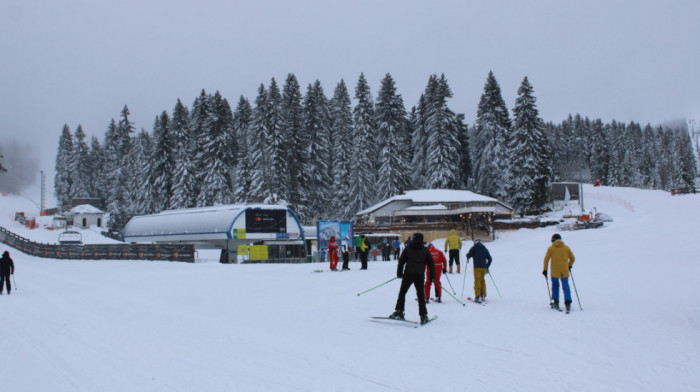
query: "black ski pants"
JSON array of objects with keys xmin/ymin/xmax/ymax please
[
  {"xmin": 359, "ymin": 251, "xmax": 369, "ymax": 269},
  {"xmin": 448, "ymin": 249, "xmax": 460, "ymax": 267},
  {"xmin": 0, "ymin": 272, "xmax": 11, "ymax": 294},
  {"xmin": 342, "ymin": 252, "xmax": 350, "ymax": 270},
  {"xmin": 395, "ymin": 274, "xmax": 427, "ymax": 316}
]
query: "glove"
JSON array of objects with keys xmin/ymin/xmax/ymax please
[
  {"xmin": 431, "ymin": 279, "xmax": 435, "ymax": 283},
  {"xmin": 569, "ymin": 266, "xmax": 572, "ymax": 271},
  {"xmin": 397, "ymin": 273, "xmax": 403, "ymax": 278},
  {"xmin": 542, "ymin": 270, "xmax": 547, "ymax": 277}
]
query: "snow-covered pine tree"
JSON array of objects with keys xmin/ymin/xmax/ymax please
[
  {"xmin": 281, "ymin": 74, "xmax": 309, "ymax": 221},
  {"xmin": 588, "ymin": 118, "xmax": 610, "ymax": 185},
  {"xmin": 410, "ymin": 95, "xmax": 429, "ymax": 188},
  {"xmin": 472, "ymin": 71, "xmax": 511, "ymax": 199},
  {"xmin": 375, "ymin": 73, "xmax": 410, "ymax": 200},
  {"xmin": 99, "ymin": 119, "xmax": 118, "ymax": 212},
  {"xmin": 107, "ymin": 105, "xmax": 135, "ymax": 229},
  {"xmin": 422, "ymin": 74, "xmax": 462, "ymax": 190},
  {"xmin": 87, "ymin": 136, "xmax": 103, "ymax": 200},
  {"xmin": 303, "ymin": 80, "xmax": 331, "ymax": 219},
  {"xmin": 657, "ymin": 126, "xmax": 675, "ymax": 190},
  {"xmin": 674, "ymin": 127, "xmax": 698, "ymax": 191},
  {"xmin": 54, "ymin": 124, "xmax": 73, "ymax": 209},
  {"xmin": 196, "ymin": 91, "xmax": 235, "ymax": 206},
  {"xmin": 348, "ymin": 73, "xmax": 378, "ymax": 213},
  {"xmin": 508, "ymin": 76, "xmax": 550, "ymax": 215},
  {"xmin": 169, "ymin": 98, "xmax": 196, "ymax": 209},
  {"xmin": 639, "ymin": 124, "xmax": 660, "ymax": 189},
  {"xmin": 329, "ymin": 79, "xmax": 355, "ymax": 219},
  {"xmin": 248, "ymin": 84, "xmax": 270, "ymax": 203},
  {"xmin": 457, "ymin": 114, "xmax": 471, "ymax": 189},
  {"xmin": 264, "ymin": 78, "xmax": 287, "ymax": 204},
  {"xmin": 129, "ymin": 129, "xmax": 153, "ymax": 215},
  {"xmin": 149, "ymin": 111, "xmax": 174, "ymax": 212},
  {"xmin": 606, "ymin": 120, "xmax": 624, "ymax": 187},
  {"xmin": 232, "ymin": 96, "xmax": 254, "ymax": 204},
  {"xmin": 69, "ymin": 125, "xmax": 91, "ymax": 199},
  {"xmin": 189, "ymin": 89, "xmax": 212, "ymax": 204}
]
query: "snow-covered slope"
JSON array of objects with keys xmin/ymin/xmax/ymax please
[{"xmin": 0, "ymin": 186, "xmax": 698, "ymax": 391}]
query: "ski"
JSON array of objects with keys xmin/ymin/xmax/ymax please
[
  {"xmin": 370, "ymin": 315, "xmax": 438, "ymax": 327},
  {"xmin": 467, "ymin": 297, "xmax": 487, "ymax": 306}
]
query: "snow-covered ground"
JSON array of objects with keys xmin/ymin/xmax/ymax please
[{"xmin": 1, "ymin": 185, "xmax": 699, "ymax": 391}]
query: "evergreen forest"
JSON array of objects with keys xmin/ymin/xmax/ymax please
[{"xmin": 53, "ymin": 72, "xmax": 699, "ymax": 230}]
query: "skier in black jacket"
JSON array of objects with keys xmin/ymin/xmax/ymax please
[
  {"xmin": 0, "ymin": 250, "xmax": 15, "ymax": 295},
  {"xmin": 389, "ymin": 233, "xmax": 435, "ymax": 324}
]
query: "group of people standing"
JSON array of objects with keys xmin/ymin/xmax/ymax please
[{"xmin": 389, "ymin": 230, "xmax": 576, "ymax": 322}]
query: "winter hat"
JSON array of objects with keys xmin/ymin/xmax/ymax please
[
  {"xmin": 2, "ymin": 251, "xmax": 7, "ymax": 257},
  {"xmin": 330, "ymin": 236, "xmax": 335, "ymax": 240},
  {"xmin": 411, "ymin": 233, "xmax": 425, "ymax": 249},
  {"xmin": 551, "ymin": 233, "xmax": 562, "ymax": 243}
]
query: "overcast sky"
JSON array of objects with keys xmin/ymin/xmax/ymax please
[{"xmin": 1, "ymin": 0, "xmax": 699, "ymax": 193}]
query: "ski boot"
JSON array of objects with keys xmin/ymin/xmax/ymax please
[
  {"xmin": 449, "ymin": 266, "xmax": 453, "ymax": 274},
  {"xmin": 565, "ymin": 300, "xmax": 572, "ymax": 313},
  {"xmin": 457, "ymin": 264, "xmax": 461, "ymax": 274},
  {"xmin": 389, "ymin": 310, "xmax": 405, "ymax": 320},
  {"xmin": 551, "ymin": 300, "xmax": 560, "ymax": 310},
  {"xmin": 436, "ymin": 297, "xmax": 442, "ymax": 303},
  {"xmin": 420, "ymin": 314, "xmax": 430, "ymax": 324},
  {"xmin": 474, "ymin": 296, "xmax": 482, "ymax": 303}
]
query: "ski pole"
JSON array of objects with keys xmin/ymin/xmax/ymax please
[
  {"xmin": 461, "ymin": 261, "xmax": 469, "ymax": 298},
  {"xmin": 436, "ymin": 282, "xmax": 466, "ymax": 307},
  {"xmin": 356, "ymin": 277, "xmax": 398, "ymax": 296},
  {"xmin": 12, "ymin": 274, "xmax": 17, "ymax": 291},
  {"xmin": 570, "ymin": 270, "xmax": 583, "ymax": 310},
  {"xmin": 544, "ymin": 274, "xmax": 552, "ymax": 305},
  {"xmin": 487, "ymin": 270, "xmax": 502, "ymax": 299},
  {"xmin": 443, "ymin": 271, "xmax": 456, "ymax": 294}
]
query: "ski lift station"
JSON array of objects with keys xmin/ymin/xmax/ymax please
[{"xmin": 122, "ymin": 204, "xmax": 305, "ymax": 263}]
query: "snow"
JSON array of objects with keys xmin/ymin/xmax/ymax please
[
  {"xmin": 1, "ymin": 186, "xmax": 699, "ymax": 391},
  {"xmin": 358, "ymin": 188, "xmax": 499, "ymax": 215},
  {"xmin": 69, "ymin": 204, "xmax": 104, "ymax": 214}
]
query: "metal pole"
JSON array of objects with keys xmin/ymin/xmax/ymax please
[
  {"xmin": 436, "ymin": 282, "xmax": 466, "ymax": 307},
  {"xmin": 570, "ymin": 270, "xmax": 583, "ymax": 310},
  {"xmin": 487, "ymin": 271, "xmax": 502, "ymax": 299},
  {"xmin": 356, "ymin": 277, "xmax": 398, "ymax": 296}
]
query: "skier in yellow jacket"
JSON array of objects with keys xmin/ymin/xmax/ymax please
[
  {"xmin": 543, "ymin": 233, "xmax": 575, "ymax": 311},
  {"xmin": 444, "ymin": 229, "xmax": 462, "ymax": 273}
]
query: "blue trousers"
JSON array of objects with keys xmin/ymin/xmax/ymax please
[{"xmin": 551, "ymin": 277, "xmax": 571, "ymax": 302}]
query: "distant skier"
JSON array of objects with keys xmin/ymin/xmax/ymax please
[
  {"xmin": 341, "ymin": 236, "xmax": 351, "ymax": 270},
  {"xmin": 444, "ymin": 229, "xmax": 463, "ymax": 273},
  {"xmin": 543, "ymin": 233, "xmax": 576, "ymax": 312},
  {"xmin": 328, "ymin": 236, "xmax": 339, "ymax": 271},
  {"xmin": 358, "ymin": 234, "xmax": 370, "ymax": 270},
  {"xmin": 389, "ymin": 233, "xmax": 435, "ymax": 324},
  {"xmin": 0, "ymin": 250, "xmax": 15, "ymax": 295},
  {"xmin": 425, "ymin": 243, "xmax": 447, "ymax": 303},
  {"xmin": 354, "ymin": 235, "xmax": 363, "ymax": 261},
  {"xmin": 466, "ymin": 239, "xmax": 492, "ymax": 303},
  {"xmin": 392, "ymin": 237, "xmax": 401, "ymax": 260}
]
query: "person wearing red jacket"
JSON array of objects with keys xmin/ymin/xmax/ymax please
[
  {"xmin": 425, "ymin": 243, "xmax": 447, "ymax": 303},
  {"xmin": 327, "ymin": 236, "xmax": 339, "ymax": 271}
]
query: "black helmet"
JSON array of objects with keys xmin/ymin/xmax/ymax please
[{"xmin": 551, "ymin": 233, "xmax": 562, "ymax": 243}]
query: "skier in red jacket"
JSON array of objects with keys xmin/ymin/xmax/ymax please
[
  {"xmin": 328, "ymin": 236, "xmax": 339, "ymax": 271},
  {"xmin": 425, "ymin": 243, "xmax": 447, "ymax": 303}
]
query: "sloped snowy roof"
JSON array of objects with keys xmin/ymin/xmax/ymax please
[
  {"xmin": 357, "ymin": 189, "xmax": 499, "ymax": 215},
  {"xmin": 70, "ymin": 204, "xmax": 105, "ymax": 214}
]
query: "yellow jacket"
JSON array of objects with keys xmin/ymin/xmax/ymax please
[
  {"xmin": 444, "ymin": 229, "xmax": 462, "ymax": 251},
  {"xmin": 543, "ymin": 240, "xmax": 575, "ymax": 278}
]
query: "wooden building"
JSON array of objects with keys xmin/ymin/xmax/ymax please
[{"xmin": 354, "ymin": 189, "xmax": 513, "ymax": 243}]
